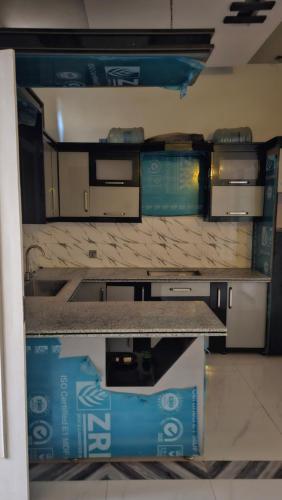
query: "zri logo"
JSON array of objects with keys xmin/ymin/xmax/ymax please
[{"xmin": 105, "ymin": 66, "xmax": 140, "ymax": 87}]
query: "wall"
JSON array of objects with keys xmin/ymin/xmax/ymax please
[
  {"xmin": 36, "ymin": 64, "xmax": 282, "ymax": 143},
  {"xmin": 23, "ymin": 217, "xmax": 252, "ymax": 270}
]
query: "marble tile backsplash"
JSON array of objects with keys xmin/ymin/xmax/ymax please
[{"xmin": 23, "ymin": 217, "xmax": 253, "ymax": 270}]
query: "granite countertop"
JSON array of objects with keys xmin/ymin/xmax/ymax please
[
  {"xmin": 25, "ymin": 266, "xmax": 268, "ymax": 338},
  {"xmin": 31, "ymin": 267, "xmax": 270, "ymax": 284},
  {"xmin": 25, "ymin": 300, "xmax": 227, "ymax": 338}
]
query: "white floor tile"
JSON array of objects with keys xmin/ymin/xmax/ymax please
[
  {"xmin": 30, "ymin": 481, "xmax": 107, "ymax": 500},
  {"xmin": 106, "ymin": 480, "xmax": 214, "ymax": 500},
  {"xmin": 204, "ymin": 360, "xmax": 282, "ymax": 459},
  {"xmin": 237, "ymin": 358, "xmax": 282, "ymax": 433},
  {"xmin": 211, "ymin": 479, "xmax": 282, "ymax": 500}
]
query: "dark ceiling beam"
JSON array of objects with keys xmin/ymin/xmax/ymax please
[
  {"xmin": 230, "ymin": 2, "xmax": 276, "ymax": 12},
  {"xmin": 224, "ymin": 15, "xmax": 267, "ymax": 23}
]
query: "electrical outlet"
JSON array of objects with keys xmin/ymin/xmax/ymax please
[{"xmin": 89, "ymin": 250, "xmax": 97, "ymax": 258}]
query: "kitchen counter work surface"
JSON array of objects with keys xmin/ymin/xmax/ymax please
[
  {"xmin": 32, "ymin": 267, "xmax": 270, "ymax": 283},
  {"xmin": 25, "ymin": 300, "xmax": 227, "ymax": 338}
]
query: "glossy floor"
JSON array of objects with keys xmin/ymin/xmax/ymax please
[
  {"xmin": 204, "ymin": 353, "xmax": 282, "ymax": 460},
  {"xmin": 30, "ymin": 479, "xmax": 282, "ymax": 500}
]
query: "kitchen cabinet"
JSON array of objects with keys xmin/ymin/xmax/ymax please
[
  {"xmin": 59, "ymin": 152, "xmax": 90, "ymax": 217},
  {"xmin": 69, "ymin": 280, "xmax": 106, "ymax": 302},
  {"xmin": 44, "ymin": 134, "xmax": 59, "ymax": 218},
  {"xmin": 226, "ymin": 281, "xmax": 267, "ymax": 348},
  {"xmin": 90, "ymin": 186, "xmax": 140, "ymax": 220},
  {"xmin": 207, "ymin": 144, "xmax": 265, "ymax": 221},
  {"xmin": 210, "ymin": 185, "xmax": 264, "ymax": 218}
]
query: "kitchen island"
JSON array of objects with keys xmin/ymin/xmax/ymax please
[{"xmin": 25, "ymin": 268, "xmax": 230, "ymax": 460}]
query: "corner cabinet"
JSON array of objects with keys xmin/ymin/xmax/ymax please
[
  {"xmin": 206, "ymin": 144, "xmax": 265, "ymax": 221},
  {"xmin": 59, "ymin": 152, "xmax": 90, "ymax": 217}
]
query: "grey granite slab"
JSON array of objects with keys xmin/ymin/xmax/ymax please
[
  {"xmin": 25, "ymin": 300, "xmax": 226, "ymax": 338},
  {"xmin": 25, "ymin": 266, "xmax": 267, "ymax": 338},
  {"xmin": 33, "ymin": 267, "xmax": 270, "ymax": 284}
]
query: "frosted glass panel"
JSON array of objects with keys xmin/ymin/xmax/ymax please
[
  {"xmin": 96, "ymin": 159, "xmax": 133, "ymax": 180},
  {"xmin": 219, "ymin": 158, "xmax": 259, "ymax": 180}
]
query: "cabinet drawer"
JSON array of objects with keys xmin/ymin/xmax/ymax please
[
  {"xmin": 90, "ymin": 186, "xmax": 140, "ymax": 218},
  {"xmin": 151, "ymin": 281, "xmax": 210, "ymax": 297},
  {"xmin": 211, "ymin": 186, "xmax": 264, "ymax": 217}
]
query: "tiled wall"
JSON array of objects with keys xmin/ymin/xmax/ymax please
[{"xmin": 23, "ymin": 216, "xmax": 252, "ymax": 270}]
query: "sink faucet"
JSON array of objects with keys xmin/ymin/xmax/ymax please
[{"xmin": 25, "ymin": 245, "xmax": 45, "ymax": 281}]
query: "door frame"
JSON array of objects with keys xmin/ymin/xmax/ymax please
[{"xmin": 0, "ymin": 49, "xmax": 29, "ymax": 500}]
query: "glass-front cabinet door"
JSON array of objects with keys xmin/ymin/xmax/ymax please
[
  {"xmin": 90, "ymin": 151, "xmax": 140, "ymax": 186},
  {"xmin": 212, "ymin": 145, "xmax": 261, "ymax": 185}
]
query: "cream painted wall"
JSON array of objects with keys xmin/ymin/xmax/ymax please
[{"xmin": 36, "ymin": 64, "xmax": 282, "ymax": 143}]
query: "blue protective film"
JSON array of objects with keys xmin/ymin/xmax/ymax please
[
  {"xmin": 16, "ymin": 54, "xmax": 204, "ymax": 96},
  {"xmin": 141, "ymin": 151, "xmax": 207, "ymax": 216},
  {"xmin": 27, "ymin": 338, "xmax": 200, "ymax": 460}
]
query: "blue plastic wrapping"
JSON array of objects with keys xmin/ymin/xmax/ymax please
[
  {"xmin": 141, "ymin": 151, "xmax": 207, "ymax": 216},
  {"xmin": 26, "ymin": 338, "xmax": 200, "ymax": 460},
  {"xmin": 16, "ymin": 54, "xmax": 204, "ymax": 96}
]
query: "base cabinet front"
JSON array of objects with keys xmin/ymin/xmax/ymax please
[{"xmin": 226, "ymin": 281, "xmax": 267, "ymax": 348}]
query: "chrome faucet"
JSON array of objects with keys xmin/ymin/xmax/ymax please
[{"xmin": 25, "ymin": 245, "xmax": 45, "ymax": 281}]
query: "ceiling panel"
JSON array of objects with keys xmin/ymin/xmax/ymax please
[
  {"xmin": 0, "ymin": 0, "xmax": 88, "ymax": 28},
  {"xmin": 84, "ymin": 0, "xmax": 171, "ymax": 29}
]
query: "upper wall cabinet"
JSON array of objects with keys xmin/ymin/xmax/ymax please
[
  {"xmin": 44, "ymin": 134, "xmax": 59, "ymax": 218},
  {"xmin": 58, "ymin": 152, "xmax": 90, "ymax": 218},
  {"xmin": 89, "ymin": 149, "xmax": 141, "ymax": 221},
  {"xmin": 206, "ymin": 144, "xmax": 265, "ymax": 221}
]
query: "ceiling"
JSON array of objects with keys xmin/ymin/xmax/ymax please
[{"xmin": 0, "ymin": 0, "xmax": 282, "ymax": 66}]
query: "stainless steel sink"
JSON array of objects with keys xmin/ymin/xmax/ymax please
[
  {"xmin": 147, "ymin": 269, "xmax": 201, "ymax": 277},
  {"xmin": 24, "ymin": 280, "xmax": 67, "ymax": 297}
]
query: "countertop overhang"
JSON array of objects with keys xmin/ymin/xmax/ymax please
[{"xmin": 24, "ymin": 267, "xmax": 236, "ymax": 338}]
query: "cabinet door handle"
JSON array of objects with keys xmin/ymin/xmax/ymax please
[
  {"xmin": 226, "ymin": 211, "xmax": 249, "ymax": 216},
  {"xmin": 84, "ymin": 191, "xmax": 89, "ymax": 212},
  {"xmin": 169, "ymin": 287, "xmax": 192, "ymax": 292},
  {"xmin": 104, "ymin": 181, "xmax": 125, "ymax": 185},
  {"xmin": 217, "ymin": 288, "xmax": 221, "ymax": 308},
  {"xmin": 228, "ymin": 180, "xmax": 249, "ymax": 185},
  {"xmin": 99, "ymin": 288, "xmax": 104, "ymax": 302},
  {"xmin": 103, "ymin": 211, "xmax": 126, "ymax": 217},
  {"xmin": 228, "ymin": 287, "xmax": 233, "ymax": 309}
]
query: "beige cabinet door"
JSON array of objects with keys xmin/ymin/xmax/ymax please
[
  {"xmin": 59, "ymin": 152, "xmax": 90, "ymax": 217},
  {"xmin": 44, "ymin": 141, "xmax": 53, "ymax": 217},
  {"xmin": 211, "ymin": 186, "xmax": 264, "ymax": 217},
  {"xmin": 226, "ymin": 281, "xmax": 267, "ymax": 348},
  {"xmin": 90, "ymin": 186, "xmax": 139, "ymax": 218}
]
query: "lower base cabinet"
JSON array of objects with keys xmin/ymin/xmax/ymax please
[{"xmin": 226, "ymin": 281, "xmax": 267, "ymax": 348}]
